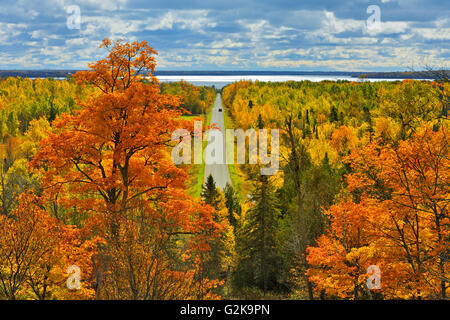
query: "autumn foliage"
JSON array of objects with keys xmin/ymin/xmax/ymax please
[
  {"xmin": 307, "ymin": 125, "xmax": 449, "ymax": 299},
  {"xmin": 0, "ymin": 39, "xmax": 448, "ymax": 300},
  {"xmin": 223, "ymin": 79, "xmax": 448, "ymax": 299},
  {"xmin": 0, "ymin": 193, "xmax": 98, "ymax": 299},
  {"xmin": 29, "ymin": 39, "xmax": 222, "ymax": 299}
]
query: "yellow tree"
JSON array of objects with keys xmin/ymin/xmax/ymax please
[
  {"xmin": 379, "ymin": 80, "xmax": 441, "ymax": 140},
  {"xmin": 32, "ymin": 39, "xmax": 221, "ymax": 299},
  {"xmin": 0, "ymin": 193, "xmax": 98, "ymax": 300},
  {"xmin": 308, "ymin": 125, "xmax": 449, "ymax": 299}
]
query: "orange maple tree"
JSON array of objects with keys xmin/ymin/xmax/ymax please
[{"xmin": 32, "ymin": 39, "xmax": 222, "ymax": 299}]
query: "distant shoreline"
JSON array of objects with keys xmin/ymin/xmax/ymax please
[{"xmin": 0, "ymin": 69, "xmax": 447, "ymax": 80}]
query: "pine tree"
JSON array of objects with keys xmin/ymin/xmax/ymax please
[
  {"xmin": 339, "ymin": 111, "xmax": 344, "ymax": 124},
  {"xmin": 48, "ymin": 104, "xmax": 58, "ymax": 123},
  {"xmin": 330, "ymin": 105, "xmax": 339, "ymax": 122},
  {"xmin": 235, "ymin": 175, "xmax": 280, "ymax": 294},
  {"xmin": 256, "ymin": 114, "xmax": 264, "ymax": 129},
  {"xmin": 201, "ymin": 174, "xmax": 221, "ymax": 209},
  {"xmin": 224, "ymin": 183, "xmax": 240, "ymax": 228},
  {"xmin": 200, "ymin": 175, "xmax": 231, "ymax": 283},
  {"xmin": 323, "ymin": 152, "xmax": 329, "ymax": 167},
  {"xmin": 6, "ymin": 112, "xmax": 18, "ymax": 136}
]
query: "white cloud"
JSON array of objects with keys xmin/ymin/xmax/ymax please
[
  {"xmin": 144, "ymin": 10, "xmax": 216, "ymax": 33},
  {"xmin": 237, "ymin": 19, "xmax": 296, "ymax": 50},
  {"xmin": 322, "ymin": 11, "xmax": 363, "ymax": 34},
  {"xmin": 210, "ymin": 39, "xmax": 245, "ymax": 49},
  {"xmin": 0, "ymin": 22, "xmax": 27, "ymax": 42},
  {"xmin": 411, "ymin": 28, "xmax": 450, "ymax": 40},
  {"xmin": 76, "ymin": 0, "xmax": 127, "ymax": 11},
  {"xmin": 30, "ymin": 0, "xmax": 127, "ymax": 11},
  {"xmin": 82, "ymin": 15, "xmax": 141, "ymax": 37},
  {"xmin": 364, "ymin": 21, "xmax": 410, "ymax": 36},
  {"xmin": 65, "ymin": 38, "xmax": 89, "ymax": 46}
]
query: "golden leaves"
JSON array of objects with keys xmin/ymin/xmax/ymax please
[{"xmin": 307, "ymin": 125, "xmax": 449, "ymax": 299}]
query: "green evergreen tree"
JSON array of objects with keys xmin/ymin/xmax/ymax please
[
  {"xmin": 256, "ymin": 113, "xmax": 264, "ymax": 129},
  {"xmin": 362, "ymin": 106, "xmax": 371, "ymax": 123},
  {"xmin": 330, "ymin": 105, "xmax": 339, "ymax": 122},
  {"xmin": 200, "ymin": 174, "xmax": 226, "ymax": 282},
  {"xmin": 339, "ymin": 111, "xmax": 344, "ymax": 124},
  {"xmin": 48, "ymin": 103, "xmax": 58, "ymax": 123},
  {"xmin": 201, "ymin": 174, "xmax": 220, "ymax": 209},
  {"xmin": 224, "ymin": 182, "xmax": 240, "ymax": 228},
  {"xmin": 235, "ymin": 175, "xmax": 281, "ymax": 294},
  {"xmin": 6, "ymin": 112, "xmax": 18, "ymax": 136}
]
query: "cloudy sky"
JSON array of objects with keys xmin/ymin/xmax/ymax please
[{"xmin": 0, "ymin": 0, "xmax": 448, "ymax": 71}]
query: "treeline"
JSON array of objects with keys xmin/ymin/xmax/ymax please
[
  {"xmin": 0, "ymin": 70, "xmax": 77, "ymax": 79},
  {"xmin": 219, "ymin": 79, "xmax": 449, "ymax": 299},
  {"xmin": 0, "ymin": 77, "xmax": 215, "ymax": 144},
  {"xmin": 159, "ymin": 80, "xmax": 216, "ymax": 115},
  {"xmin": 359, "ymin": 69, "xmax": 449, "ymax": 80},
  {"xmin": 0, "ymin": 77, "xmax": 93, "ymax": 138}
]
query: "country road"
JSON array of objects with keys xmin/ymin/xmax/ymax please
[{"xmin": 203, "ymin": 93, "xmax": 232, "ymax": 191}]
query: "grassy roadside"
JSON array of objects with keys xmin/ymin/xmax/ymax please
[
  {"xmin": 187, "ymin": 96, "xmax": 250, "ymax": 200},
  {"xmin": 186, "ymin": 102, "xmax": 214, "ymax": 198}
]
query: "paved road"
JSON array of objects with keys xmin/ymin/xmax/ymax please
[{"xmin": 203, "ymin": 93, "xmax": 232, "ymax": 191}]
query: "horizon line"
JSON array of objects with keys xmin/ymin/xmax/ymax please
[{"xmin": 0, "ymin": 69, "xmax": 446, "ymax": 74}]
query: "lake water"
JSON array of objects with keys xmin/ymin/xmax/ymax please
[
  {"xmin": 157, "ymin": 75, "xmax": 430, "ymax": 89},
  {"xmin": 26, "ymin": 74, "xmax": 432, "ymax": 89}
]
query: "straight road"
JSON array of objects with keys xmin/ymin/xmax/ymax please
[{"xmin": 203, "ymin": 93, "xmax": 232, "ymax": 191}]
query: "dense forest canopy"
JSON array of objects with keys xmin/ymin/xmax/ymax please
[
  {"xmin": 222, "ymin": 78, "xmax": 448, "ymax": 299},
  {"xmin": 0, "ymin": 39, "xmax": 447, "ymax": 300}
]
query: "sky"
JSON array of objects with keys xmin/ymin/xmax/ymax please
[{"xmin": 0, "ymin": 0, "xmax": 448, "ymax": 71}]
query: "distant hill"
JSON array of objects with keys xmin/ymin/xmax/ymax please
[
  {"xmin": 153, "ymin": 70, "xmax": 448, "ymax": 79},
  {"xmin": 0, "ymin": 70, "xmax": 79, "ymax": 78},
  {"xmin": 357, "ymin": 70, "xmax": 449, "ymax": 80}
]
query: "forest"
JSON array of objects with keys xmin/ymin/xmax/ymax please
[
  {"xmin": 0, "ymin": 39, "xmax": 447, "ymax": 300},
  {"xmin": 221, "ymin": 77, "xmax": 449, "ymax": 299}
]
